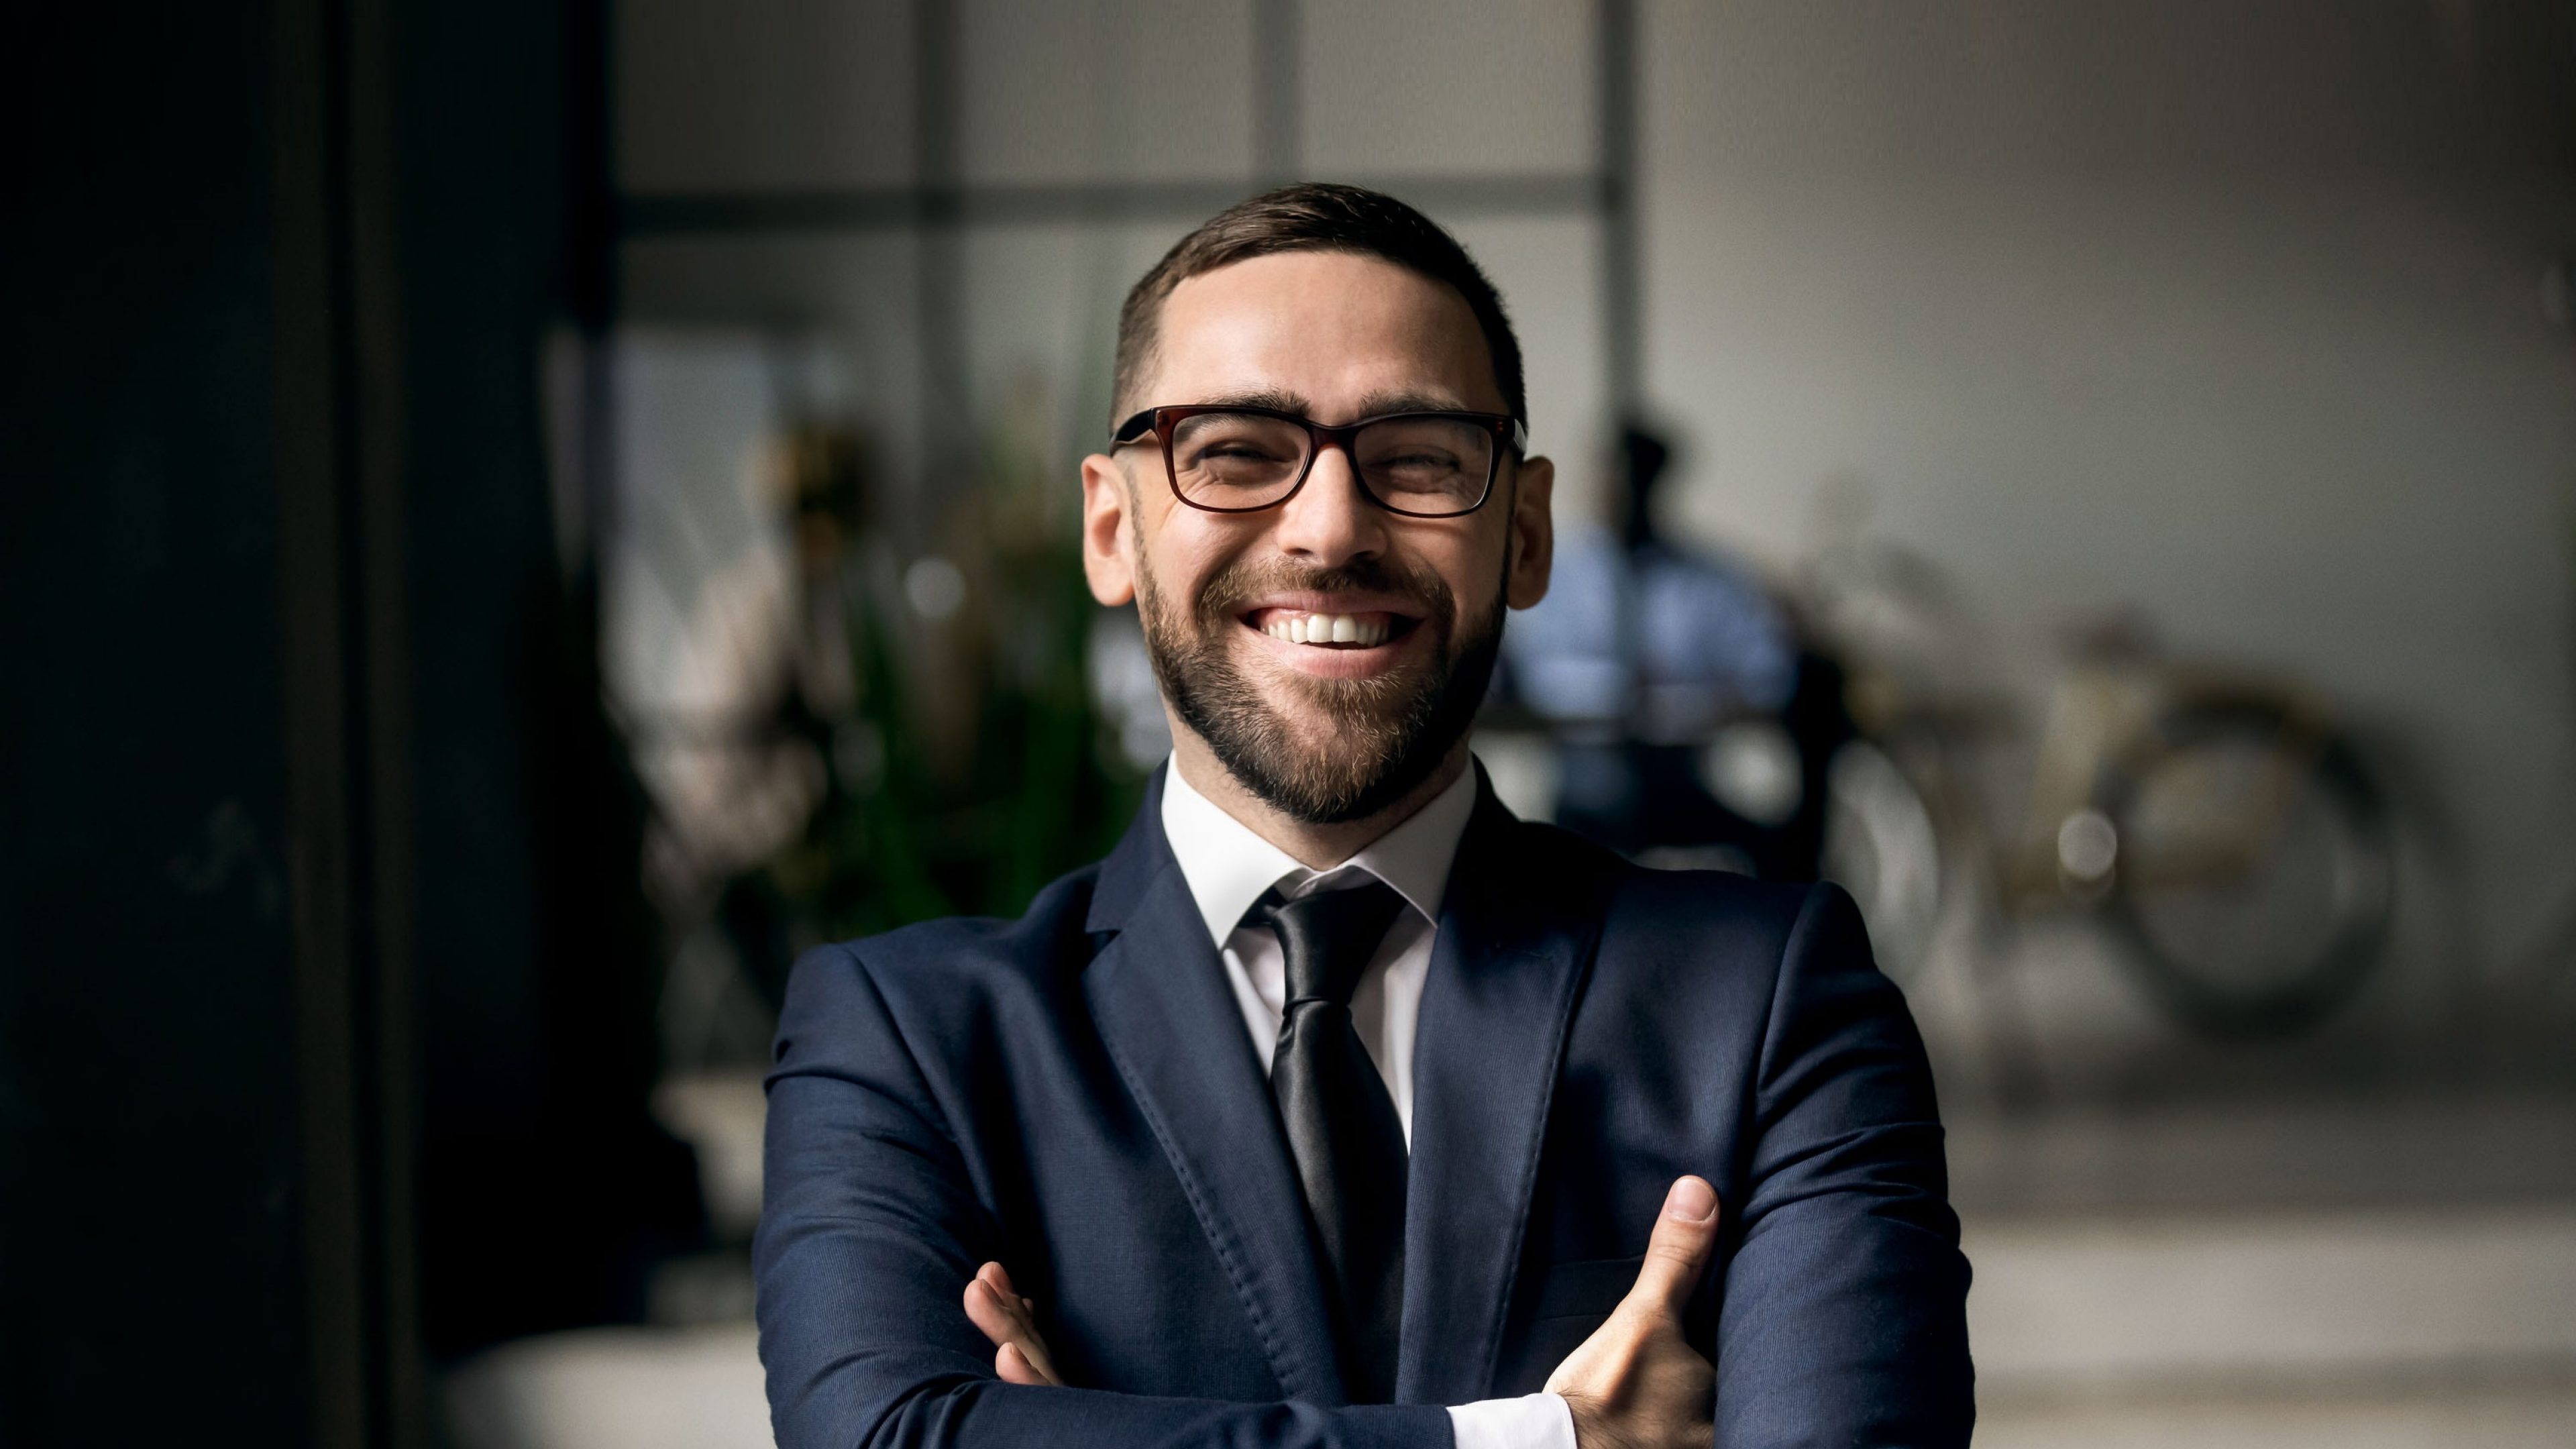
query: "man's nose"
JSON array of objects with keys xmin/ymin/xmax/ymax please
[{"xmin": 1270, "ymin": 442, "xmax": 1387, "ymax": 566}]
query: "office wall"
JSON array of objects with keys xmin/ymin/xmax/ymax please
[{"xmin": 1639, "ymin": 1, "xmax": 2576, "ymax": 1020}]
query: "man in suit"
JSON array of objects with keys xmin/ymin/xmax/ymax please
[{"xmin": 755, "ymin": 184, "xmax": 1974, "ymax": 1449}]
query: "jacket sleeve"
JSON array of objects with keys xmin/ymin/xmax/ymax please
[
  {"xmin": 753, "ymin": 942, "xmax": 1454, "ymax": 1449},
  {"xmin": 1712, "ymin": 884, "xmax": 1976, "ymax": 1447}
]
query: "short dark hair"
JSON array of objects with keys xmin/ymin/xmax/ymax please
[{"xmin": 1112, "ymin": 182, "xmax": 1528, "ymax": 433}]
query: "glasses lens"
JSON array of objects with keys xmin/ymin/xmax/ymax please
[
  {"xmin": 1169, "ymin": 411, "xmax": 1311, "ymax": 508},
  {"xmin": 1354, "ymin": 416, "xmax": 1495, "ymax": 515}
]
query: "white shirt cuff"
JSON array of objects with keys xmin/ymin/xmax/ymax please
[{"xmin": 1446, "ymin": 1392, "xmax": 1576, "ymax": 1449}]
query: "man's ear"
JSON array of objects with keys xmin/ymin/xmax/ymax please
[
  {"xmin": 1080, "ymin": 452, "xmax": 1138, "ymax": 606},
  {"xmin": 1504, "ymin": 453, "xmax": 1555, "ymax": 610}
]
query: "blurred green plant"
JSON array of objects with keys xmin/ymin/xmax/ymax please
[{"xmin": 745, "ymin": 405, "xmax": 1145, "ymax": 973}]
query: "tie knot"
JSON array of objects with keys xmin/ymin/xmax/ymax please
[{"xmin": 1256, "ymin": 879, "xmax": 1409, "ymax": 1007}]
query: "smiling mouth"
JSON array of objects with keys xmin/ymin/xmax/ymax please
[{"xmin": 1243, "ymin": 608, "xmax": 1419, "ymax": 649}]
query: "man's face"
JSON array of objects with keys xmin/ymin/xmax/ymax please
[{"xmin": 1080, "ymin": 250, "xmax": 1554, "ymax": 824}]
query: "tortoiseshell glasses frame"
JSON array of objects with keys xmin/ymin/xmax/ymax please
[{"xmin": 1109, "ymin": 403, "xmax": 1526, "ymax": 519}]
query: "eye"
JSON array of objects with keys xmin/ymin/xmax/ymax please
[{"xmin": 1187, "ymin": 443, "xmax": 1295, "ymax": 474}]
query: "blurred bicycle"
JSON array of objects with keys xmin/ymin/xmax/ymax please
[{"xmin": 1807, "ymin": 537, "xmax": 2398, "ymax": 1039}]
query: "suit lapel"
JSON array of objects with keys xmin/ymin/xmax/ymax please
[
  {"xmin": 1082, "ymin": 772, "xmax": 1350, "ymax": 1404},
  {"xmin": 1397, "ymin": 776, "xmax": 1605, "ymax": 1405}
]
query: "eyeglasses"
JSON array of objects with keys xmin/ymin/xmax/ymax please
[{"xmin": 1110, "ymin": 404, "xmax": 1525, "ymax": 519}]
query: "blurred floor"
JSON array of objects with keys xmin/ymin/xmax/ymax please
[
  {"xmin": 445, "ymin": 1324, "xmax": 767, "ymax": 1449},
  {"xmin": 443, "ymin": 1084, "xmax": 2576, "ymax": 1447},
  {"xmin": 1958, "ymin": 1093, "xmax": 2576, "ymax": 1444},
  {"xmin": 1967, "ymin": 1201, "xmax": 2576, "ymax": 1445},
  {"xmin": 1976, "ymin": 1391, "xmax": 2576, "ymax": 1449}
]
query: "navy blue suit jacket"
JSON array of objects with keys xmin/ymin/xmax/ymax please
[{"xmin": 755, "ymin": 769, "xmax": 1973, "ymax": 1448}]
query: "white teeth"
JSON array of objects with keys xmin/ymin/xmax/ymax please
[{"xmin": 1262, "ymin": 612, "xmax": 1392, "ymax": 647}]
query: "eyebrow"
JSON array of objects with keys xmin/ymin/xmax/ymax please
[
  {"xmin": 1182, "ymin": 386, "xmax": 1478, "ymax": 422},
  {"xmin": 1351, "ymin": 387, "xmax": 1474, "ymax": 418},
  {"xmin": 1191, "ymin": 386, "xmax": 1311, "ymax": 416}
]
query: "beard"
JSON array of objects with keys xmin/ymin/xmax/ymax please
[{"xmin": 1135, "ymin": 543, "xmax": 1505, "ymax": 826}]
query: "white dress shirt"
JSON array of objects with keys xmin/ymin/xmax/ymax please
[{"xmin": 1161, "ymin": 761, "xmax": 1576, "ymax": 1449}]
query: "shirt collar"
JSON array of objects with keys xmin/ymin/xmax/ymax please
[{"xmin": 1159, "ymin": 756, "xmax": 1481, "ymax": 948}]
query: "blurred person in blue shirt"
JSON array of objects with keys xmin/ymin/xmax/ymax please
[{"xmin": 1499, "ymin": 425, "xmax": 1850, "ymax": 880}]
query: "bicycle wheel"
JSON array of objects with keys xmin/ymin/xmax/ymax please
[
  {"xmin": 2092, "ymin": 702, "xmax": 2395, "ymax": 1037},
  {"xmin": 1821, "ymin": 740, "xmax": 1944, "ymax": 982}
]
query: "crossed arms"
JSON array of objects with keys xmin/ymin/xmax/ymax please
[
  {"xmin": 755, "ymin": 887, "xmax": 1972, "ymax": 1449},
  {"xmin": 967, "ymin": 1177, "xmax": 1730, "ymax": 1448}
]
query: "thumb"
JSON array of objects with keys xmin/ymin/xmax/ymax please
[{"xmin": 1620, "ymin": 1175, "xmax": 1721, "ymax": 1320}]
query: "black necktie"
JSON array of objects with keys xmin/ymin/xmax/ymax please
[{"xmin": 1256, "ymin": 880, "xmax": 1411, "ymax": 1403}]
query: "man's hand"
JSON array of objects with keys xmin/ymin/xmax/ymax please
[
  {"xmin": 1544, "ymin": 1176, "xmax": 1722, "ymax": 1449},
  {"xmin": 964, "ymin": 1261, "xmax": 1065, "ymax": 1387}
]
